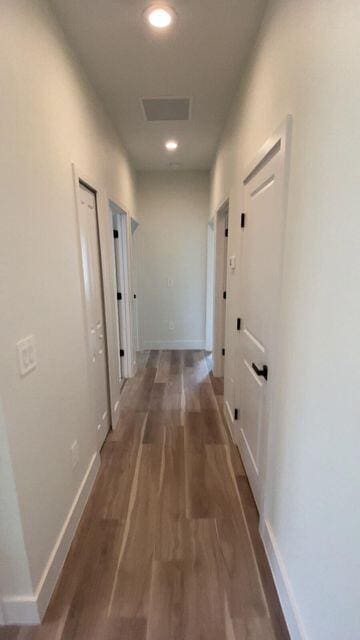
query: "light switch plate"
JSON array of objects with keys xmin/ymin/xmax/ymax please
[{"xmin": 17, "ymin": 335, "xmax": 37, "ymax": 376}]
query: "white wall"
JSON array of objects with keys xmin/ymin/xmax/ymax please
[
  {"xmin": 0, "ymin": 400, "xmax": 33, "ymax": 602},
  {"xmin": 211, "ymin": 1, "xmax": 360, "ymax": 639},
  {"xmin": 0, "ymin": 0, "xmax": 136, "ymax": 619},
  {"xmin": 137, "ymin": 171, "xmax": 209, "ymax": 350}
]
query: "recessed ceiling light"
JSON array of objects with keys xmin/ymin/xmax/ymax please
[
  {"xmin": 165, "ymin": 139, "xmax": 178, "ymax": 151},
  {"xmin": 145, "ymin": 5, "xmax": 175, "ymax": 29}
]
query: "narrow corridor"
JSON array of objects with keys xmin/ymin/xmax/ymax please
[{"xmin": 2, "ymin": 351, "xmax": 288, "ymax": 640}]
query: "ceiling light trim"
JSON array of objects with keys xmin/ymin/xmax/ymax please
[
  {"xmin": 165, "ymin": 139, "xmax": 179, "ymax": 151},
  {"xmin": 144, "ymin": 4, "xmax": 177, "ymax": 29}
]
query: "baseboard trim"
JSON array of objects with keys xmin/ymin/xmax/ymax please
[
  {"xmin": 1, "ymin": 596, "xmax": 40, "ymax": 626},
  {"xmin": 142, "ymin": 340, "xmax": 205, "ymax": 350},
  {"xmin": 261, "ymin": 519, "xmax": 309, "ymax": 640},
  {"xmin": 2, "ymin": 452, "xmax": 100, "ymax": 625}
]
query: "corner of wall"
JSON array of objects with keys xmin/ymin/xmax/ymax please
[{"xmin": 1, "ymin": 450, "xmax": 100, "ymax": 625}]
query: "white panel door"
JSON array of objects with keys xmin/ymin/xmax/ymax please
[
  {"xmin": 79, "ymin": 183, "xmax": 110, "ymax": 449},
  {"xmin": 213, "ymin": 207, "xmax": 229, "ymax": 378},
  {"xmin": 235, "ymin": 141, "xmax": 286, "ymax": 509}
]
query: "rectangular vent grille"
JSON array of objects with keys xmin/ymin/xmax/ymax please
[{"xmin": 141, "ymin": 97, "xmax": 191, "ymax": 121}]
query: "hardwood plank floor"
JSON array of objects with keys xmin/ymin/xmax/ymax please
[{"xmin": 1, "ymin": 350, "xmax": 289, "ymax": 640}]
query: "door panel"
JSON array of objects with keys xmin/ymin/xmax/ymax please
[
  {"xmin": 213, "ymin": 208, "xmax": 229, "ymax": 378},
  {"xmin": 79, "ymin": 183, "xmax": 110, "ymax": 450},
  {"xmin": 235, "ymin": 145, "xmax": 285, "ymax": 509}
]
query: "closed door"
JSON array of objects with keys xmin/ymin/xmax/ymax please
[
  {"xmin": 78, "ymin": 183, "xmax": 110, "ymax": 449},
  {"xmin": 220, "ymin": 213, "xmax": 228, "ymax": 370},
  {"xmin": 235, "ymin": 140, "xmax": 286, "ymax": 509},
  {"xmin": 131, "ymin": 224, "xmax": 140, "ymax": 364},
  {"xmin": 213, "ymin": 207, "xmax": 229, "ymax": 377}
]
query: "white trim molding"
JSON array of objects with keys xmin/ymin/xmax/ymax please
[
  {"xmin": 2, "ymin": 453, "xmax": 100, "ymax": 625},
  {"xmin": 261, "ymin": 519, "xmax": 309, "ymax": 640}
]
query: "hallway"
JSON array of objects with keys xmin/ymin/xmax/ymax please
[{"xmin": 2, "ymin": 351, "xmax": 288, "ymax": 640}]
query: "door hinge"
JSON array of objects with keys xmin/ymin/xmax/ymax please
[
  {"xmin": 120, "ymin": 349, "xmax": 125, "ymax": 357},
  {"xmin": 117, "ymin": 292, "xmax": 122, "ymax": 301},
  {"xmin": 234, "ymin": 408, "xmax": 239, "ymax": 420},
  {"xmin": 222, "ymin": 348, "xmax": 225, "ymax": 356},
  {"xmin": 237, "ymin": 317, "xmax": 241, "ymax": 331},
  {"xmin": 113, "ymin": 229, "xmax": 119, "ymax": 239},
  {"xmin": 223, "ymin": 291, "xmax": 227, "ymax": 300},
  {"xmin": 241, "ymin": 213, "xmax": 246, "ymax": 228},
  {"xmin": 225, "ymin": 227, "xmax": 228, "ymax": 237}
]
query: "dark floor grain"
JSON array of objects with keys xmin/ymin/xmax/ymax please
[{"xmin": 1, "ymin": 351, "xmax": 289, "ymax": 640}]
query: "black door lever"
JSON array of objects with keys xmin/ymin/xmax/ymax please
[{"xmin": 252, "ymin": 363, "xmax": 268, "ymax": 381}]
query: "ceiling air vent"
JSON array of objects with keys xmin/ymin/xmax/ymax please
[{"xmin": 141, "ymin": 97, "xmax": 191, "ymax": 122}]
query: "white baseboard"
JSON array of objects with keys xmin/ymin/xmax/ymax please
[
  {"xmin": 142, "ymin": 340, "xmax": 205, "ymax": 350},
  {"xmin": 1, "ymin": 596, "xmax": 40, "ymax": 626},
  {"xmin": 2, "ymin": 452, "xmax": 100, "ymax": 625},
  {"xmin": 261, "ymin": 519, "xmax": 309, "ymax": 640}
]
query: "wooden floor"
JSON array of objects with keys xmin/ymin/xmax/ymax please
[{"xmin": 2, "ymin": 351, "xmax": 289, "ymax": 640}]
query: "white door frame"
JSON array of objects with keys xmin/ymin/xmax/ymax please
[
  {"xmin": 212, "ymin": 197, "xmax": 229, "ymax": 377},
  {"xmin": 237, "ymin": 116, "xmax": 292, "ymax": 521},
  {"xmin": 110, "ymin": 199, "xmax": 137, "ymax": 379},
  {"xmin": 72, "ymin": 164, "xmax": 121, "ymax": 433},
  {"xmin": 130, "ymin": 216, "xmax": 141, "ymax": 355},
  {"xmin": 205, "ymin": 219, "xmax": 215, "ymax": 352}
]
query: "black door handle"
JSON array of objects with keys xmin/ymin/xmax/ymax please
[{"xmin": 252, "ymin": 363, "xmax": 268, "ymax": 381}]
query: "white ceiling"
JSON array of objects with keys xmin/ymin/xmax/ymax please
[{"xmin": 51, "ymin": 0, "xmax": 266, "ymax": 170}]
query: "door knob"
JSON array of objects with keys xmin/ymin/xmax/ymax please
[{"xmin": 252, "ymin": 363, "xmax": 268, "ymax": 381}]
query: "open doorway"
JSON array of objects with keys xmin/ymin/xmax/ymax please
[{"xmin": 213, "ymin": 199, "xmax": 229, "ymax": 378}]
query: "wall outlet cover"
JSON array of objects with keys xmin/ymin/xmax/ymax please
[{"xmin": 17, "ymin": 335, "xmax": 37, "ymax": 376}]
